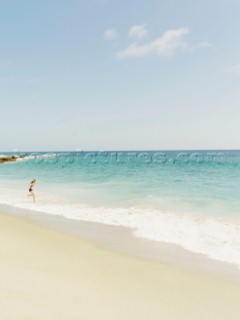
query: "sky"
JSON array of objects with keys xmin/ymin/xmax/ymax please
[{"xmin": 0, "ymin": 0, "xmax": 240, "ymax": 151}]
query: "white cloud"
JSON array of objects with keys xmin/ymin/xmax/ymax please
[
  {"xmin": 116, "ymin": 27, "xmax": 189, "ymax": 58},
  {"xmin": 128, "ymin": 24, "xmax": 148, "ymax": 39},
  {"xmin": 197, "ymin": 41, "xmax": 213, "ymax": 48},
  {"xmin": 232, "ymin": 64, "xmax": 240, "ymax": 73},
  {"xmin": 30, "ymin": 92, "xmax": 40, "ymax": 100},
  {"xmin": 103, "ymin": 28, "xmax": 118, "ymax": 40},
  {"xmin": 188, "ymin": 41, "xmax": 214, "ymax": 52}
]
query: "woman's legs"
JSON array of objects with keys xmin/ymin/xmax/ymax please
[{"xmin": 29, "ymin": 191, "xmax": 35, "ymax": 202}]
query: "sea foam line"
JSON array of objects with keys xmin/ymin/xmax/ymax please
[{"xmin": 0, "ymin": 191, "xmax": 240, "ymax": 269}]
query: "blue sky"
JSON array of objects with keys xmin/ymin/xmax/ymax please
[{"xmin": 0, "ymin": 0, "xmax": 240, "ymax": 151}]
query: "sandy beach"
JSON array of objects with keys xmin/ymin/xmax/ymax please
[
  {"xmin": 1, "ymin": 211, "xmax": 240, "ymax": 320},
  {"xmin": 1, "ymin": 0, "xmax": 239, "ymax": 318}
]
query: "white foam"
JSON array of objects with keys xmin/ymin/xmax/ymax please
[
  {"xmin": 0, "ymin": 189, "xmax": 240, "ymax": 268},
  {"xmin": 11, "ymin": 153, "xmax": 59, "ymax": 162}
]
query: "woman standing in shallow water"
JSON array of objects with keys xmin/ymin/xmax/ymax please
[{"xmin": 28, "ymin": 179, "xmax": 36, "ymax": 203}]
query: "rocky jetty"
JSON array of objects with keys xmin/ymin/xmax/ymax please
[{"xmin": 0, "ymin": 155, "xmax": 25, "ymax": 164}]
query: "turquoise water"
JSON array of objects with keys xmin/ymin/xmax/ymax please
[{"xmin": 1, "ymin": 150, "xmax": 240, "ymax": 267}]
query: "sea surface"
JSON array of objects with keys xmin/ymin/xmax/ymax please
[{"xmin": 0, "ymin": 150, "xmax": 240, "ymax": 267}]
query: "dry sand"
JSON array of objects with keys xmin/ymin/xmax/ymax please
[{"xmin": 1, "ymin": 211, "xmax": 240, "ymax": 320}]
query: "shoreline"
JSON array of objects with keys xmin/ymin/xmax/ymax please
[
  {"xmin": 1, "ymin": 209, "xmax": 240, "ymax": 319},
  {"xmin": 2, "ymin": 202, "xmax": 240, "ymax": 281}
]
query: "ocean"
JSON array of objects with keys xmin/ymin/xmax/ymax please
[{"xmin": 0, "ymin": 150, "xmax": 240, "ymax": 267}]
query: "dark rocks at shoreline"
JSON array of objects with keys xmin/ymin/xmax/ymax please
[{"xmin": 0, "ymin": 155, "xmax": 25, "ymax": 164}]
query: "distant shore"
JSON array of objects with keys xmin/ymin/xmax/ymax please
[{"xmin": 0, "ymin": 154, "xmax": 25, "ymax": 163}]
